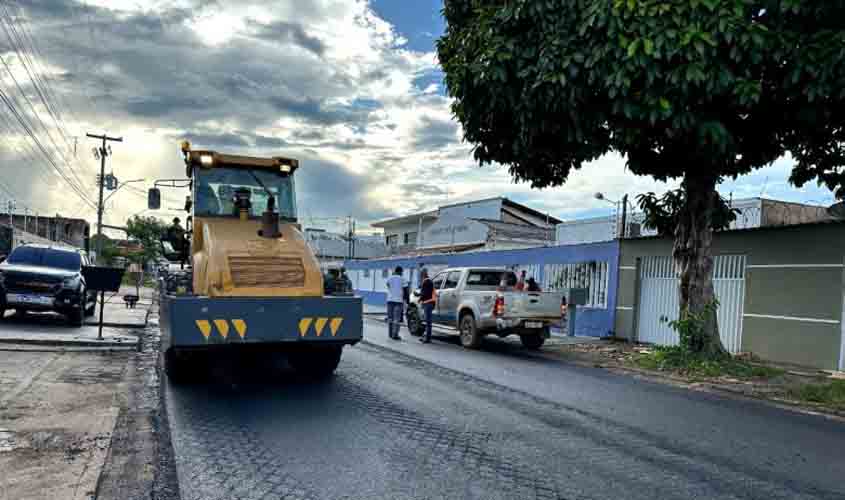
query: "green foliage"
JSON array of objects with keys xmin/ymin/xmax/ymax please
[
  {"xmin": 659, "ymin": 299, "xmax": 721, "ymax": 353},
  {"xmin": 788, "ymin": 380, "xmax": 845, "ymax": 410},
  {"xmin": 633, "ymin": 346, "xmax": 784, "ymax": 379},
  {"xmin": 126, "ymin": 215, "xmax": 166, "ymax": 268},
  {"xmin": 99, "ymin": 240, "xmax": 121, "ymax": 266},
  {"xmin": 438, "ymin": 0, "xmax": 845, "ymax": 196},
  {"xmin": 637, "ymin": 189, "xmax": 739, "ymax": 235}
]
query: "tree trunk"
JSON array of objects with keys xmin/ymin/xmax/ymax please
[{"xmin": 673, "ymin": 174, "xmax": 728, "ymax": 357}]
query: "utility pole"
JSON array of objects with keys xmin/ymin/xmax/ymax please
[
  {"xmin": 7, "ymin": 200, "xmax": 15, "ymax": 249},
  {"xmin": 619, "ymin": 194, "xmax": 629, "ymax": 239},
  {"xmin": 87, "ymin": 133, "xmax": 123, "ymax": 262}
]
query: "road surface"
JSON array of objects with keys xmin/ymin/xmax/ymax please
[{"xmin": 165, "ymin": 319, "xmax": 845, "ymax": 500}]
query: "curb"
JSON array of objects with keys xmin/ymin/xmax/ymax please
[
  {"xmin": 0, "ymin": 337, "xmax": 139, "ymax": 349},
  {"xmin": 0, "ymin": 343, "xmax": 138, "ymax": 352},
  {"xmin": 83, "ymin": 321, "xmax": 148, "ymax": 329}
]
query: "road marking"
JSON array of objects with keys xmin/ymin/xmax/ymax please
[
  {"xmin": 330, "ymin": 318, "xmax": 343, "ymax": 336},
  {"xmin": 232, "ymin": 319, "xmax": 247, "ymax": 339},
  {"xmin": 314, "ymin": 318, "xmax": 329, "ymax": 337},
  {"xmin": 214, "ymin": 319, "xmax": 230, "ymax": 339},
  {"xmin": 196, "ymin": 320, "xmax": 212, "ymax": 340},
  {"xmin": 299, "ymin": 318, "xmax": 313, "ymax": 337},
  {"xmin": 743, "ymin": 313, "xmax": 840, "ymax": 325}
]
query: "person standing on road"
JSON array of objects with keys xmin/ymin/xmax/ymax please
[
  {"xmin": 386, "ymin": 266, "xmax": 407, "ymax": 340},
  {"xmin": 418, "ymin": 268, "xmax": 436, "ymax": 344}
]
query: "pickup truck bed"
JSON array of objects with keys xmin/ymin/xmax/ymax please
[{"xmin": 407, "ymin": 267, "xmax": 564, "ymax": 349}]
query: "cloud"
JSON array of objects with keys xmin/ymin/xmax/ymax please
[
  {"xmin": 0, "ymin": 0, "xmax": 831, "ymax": 238},
  {"xmin": 245, "ymin": 19, "xmax": 326, "ymax": 55},
  {"xmin": 412, "ymin": 115, "xmax": 459, "ymax": 150}
]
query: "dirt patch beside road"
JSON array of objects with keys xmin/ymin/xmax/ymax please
[{"xmin": 0, "ymin": 349, "xmax": 130, "ymax": 500}]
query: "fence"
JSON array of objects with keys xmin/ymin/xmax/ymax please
[{"xmin": 345, "ymin": 241, "xmax": 620, "ymax": 337}]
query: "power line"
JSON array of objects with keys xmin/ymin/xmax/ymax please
[
  {"xmin": 0, "ymin": 3, "xmax": 93, "ymax": 191},
  {"xmin": 0, "ymin": 87, "xmax": 97, "ymax": 209},
  {"xmin": 0, "ymin": 59, "xmax": 93, "ymax": 204}
]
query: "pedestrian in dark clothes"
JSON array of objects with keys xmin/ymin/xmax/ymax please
[{"xmin": 418, "ymin": 269, "xmax": 436, "ymax": 343}]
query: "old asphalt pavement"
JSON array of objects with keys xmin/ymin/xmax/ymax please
[{"xmin": 161, "ymin": 318, "xmax": 845, "ymax": 500}]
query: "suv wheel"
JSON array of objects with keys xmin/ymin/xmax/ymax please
[
  {"xmin": 459, "ymin": 313, "xmax": 482, "ymax": 349},
  {"xmin": 85, "ymin": 297, "xmax": 96, "ymax": 317},
  {"xmin": 69, "ymin": 291, "xmax": 85, "ymax": 327}
]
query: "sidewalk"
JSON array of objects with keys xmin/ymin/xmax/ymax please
[
  {"xmin": 84, "ymin": 285, "xmax": 154, "ymax": 329},
  {"xmin": 0, "ymin": 285, "xmax": 155, "ymax": 350},
  {"xmin": 0, "ymin": 343, "xmax": 132, "ymax": 499}
]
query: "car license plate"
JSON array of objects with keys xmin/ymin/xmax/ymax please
[
  {"xmin": 524, "ymin": 321, "xmax": 544, "ymax": 329},
  {"xmin": 6, "ymin": 293, "xmax": 53, "ymax": 306}
]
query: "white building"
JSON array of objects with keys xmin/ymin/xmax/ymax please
[
  {"xmin": 371, "ymin": 197, "xmax": 561, "ymax": 256},
  {"xmin": 556, "ymin": 197, "xmax": 831, "ymax": 245}
]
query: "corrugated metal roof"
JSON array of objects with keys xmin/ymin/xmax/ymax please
[{"xmin": 472, "ymin": 218, "xmax": 555, "ymax": 241}]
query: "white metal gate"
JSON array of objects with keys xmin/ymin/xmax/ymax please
[{"xmin": 637, "ymin": 255, "xmax": 746, "ymax": 353}]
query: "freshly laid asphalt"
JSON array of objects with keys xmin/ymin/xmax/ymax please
[{"xmin": 164, "ymin": 319, "xmax": 845, "ymax": 500}]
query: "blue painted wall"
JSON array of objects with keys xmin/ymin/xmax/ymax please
[{"xmin": 345, "ymin": 241, "xmax": 620, "ymax": 337}]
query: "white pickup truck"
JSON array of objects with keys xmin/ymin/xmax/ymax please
[{"xmin": 406, "ymin": 267, "xmax": 565, "ymax": 349}]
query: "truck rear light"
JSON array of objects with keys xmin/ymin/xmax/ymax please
[
  {"xmin": 494, "ymin": 295, "xmax": 505, "ymax": 317},
  {"xmin": 561, "ymin": 297, "xmax": 567, "ymax": 317}
]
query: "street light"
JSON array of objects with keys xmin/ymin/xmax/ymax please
[
  {"xmin": 103, "ymin": 179, "xmax": 146, "ymax": 205},
  {"xmin": 595, "ymin": 192, "xmax": 631, "ymax": 238}
]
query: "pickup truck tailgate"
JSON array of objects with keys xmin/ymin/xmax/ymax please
[{"xmin": 504, "ymin": 292, "xmax": 562, "ymax": 318}]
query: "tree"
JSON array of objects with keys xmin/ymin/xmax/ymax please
[
  {"xmin": 437, "ymin": 0, "xmax": 845, "ymax": 356},
  {"xmin": 99, "ymin": 239, "xmax": 121, "ymax": 267},
  {"xmin": 126, "ymin": 216, "xmax": 167, "ymax": 291}
]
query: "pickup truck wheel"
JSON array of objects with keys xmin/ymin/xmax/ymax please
[
  {"xmin": 459, "ymin": 314, "xmax": 482, "ymax": 349},
  {"xmin": 520, "ymin": 333, "xmax": 545, "ymax": 349},
  {"xmin": 289, "ymin": 346, "xmax": 343, "ymax": 379},
  {"xmin": 406, "ymin": 307, "xmax": 423, "ymax": 336}
]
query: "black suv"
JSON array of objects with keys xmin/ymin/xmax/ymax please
[{"xmin": 0, "ymin": 244, "xmax": 96, "ymax": 326}]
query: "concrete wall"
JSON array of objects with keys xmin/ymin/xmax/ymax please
[
  {"xmin": 420, "ymin": 214, "xmax": 489, "ymax": 249},
  {"xmin": 346, "ymin": 241, "xmax": 620, "ymax": 338},
  {"xmin": 439, "ymin": 198, "xmax": 502, "ymax": 220},
  {"xmin": 616, "ymin": 222, "xmax": 845, "ymax": 370},
  {"xmin": 556, "ymin": 216, "xmax": 616, "ymax": 245}
]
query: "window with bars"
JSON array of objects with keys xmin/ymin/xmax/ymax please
[{"xmin": 543, "ymin": 261, "xmax": 610, "ymax": 308}]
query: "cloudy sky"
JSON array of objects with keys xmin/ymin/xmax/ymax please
[{"xmin": 0, "ymin": 0, "xmax": 837, "ymax": 236}]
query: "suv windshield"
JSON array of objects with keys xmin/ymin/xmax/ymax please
[
  {"xmin": 194, "ymin": 168, "xmax": 296, "ymax": 219},
  {"xmin": 6, "ymin": 247, "xmax": 82, "ymax": 271}
]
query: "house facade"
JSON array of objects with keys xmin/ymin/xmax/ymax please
[
  {"xmin": 615, "ymin": 221, "xmax": 845, "ymax": 371},
  {"xmin": 372, "ymin": 197, "xmax": 560, "ymax": 255}
]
